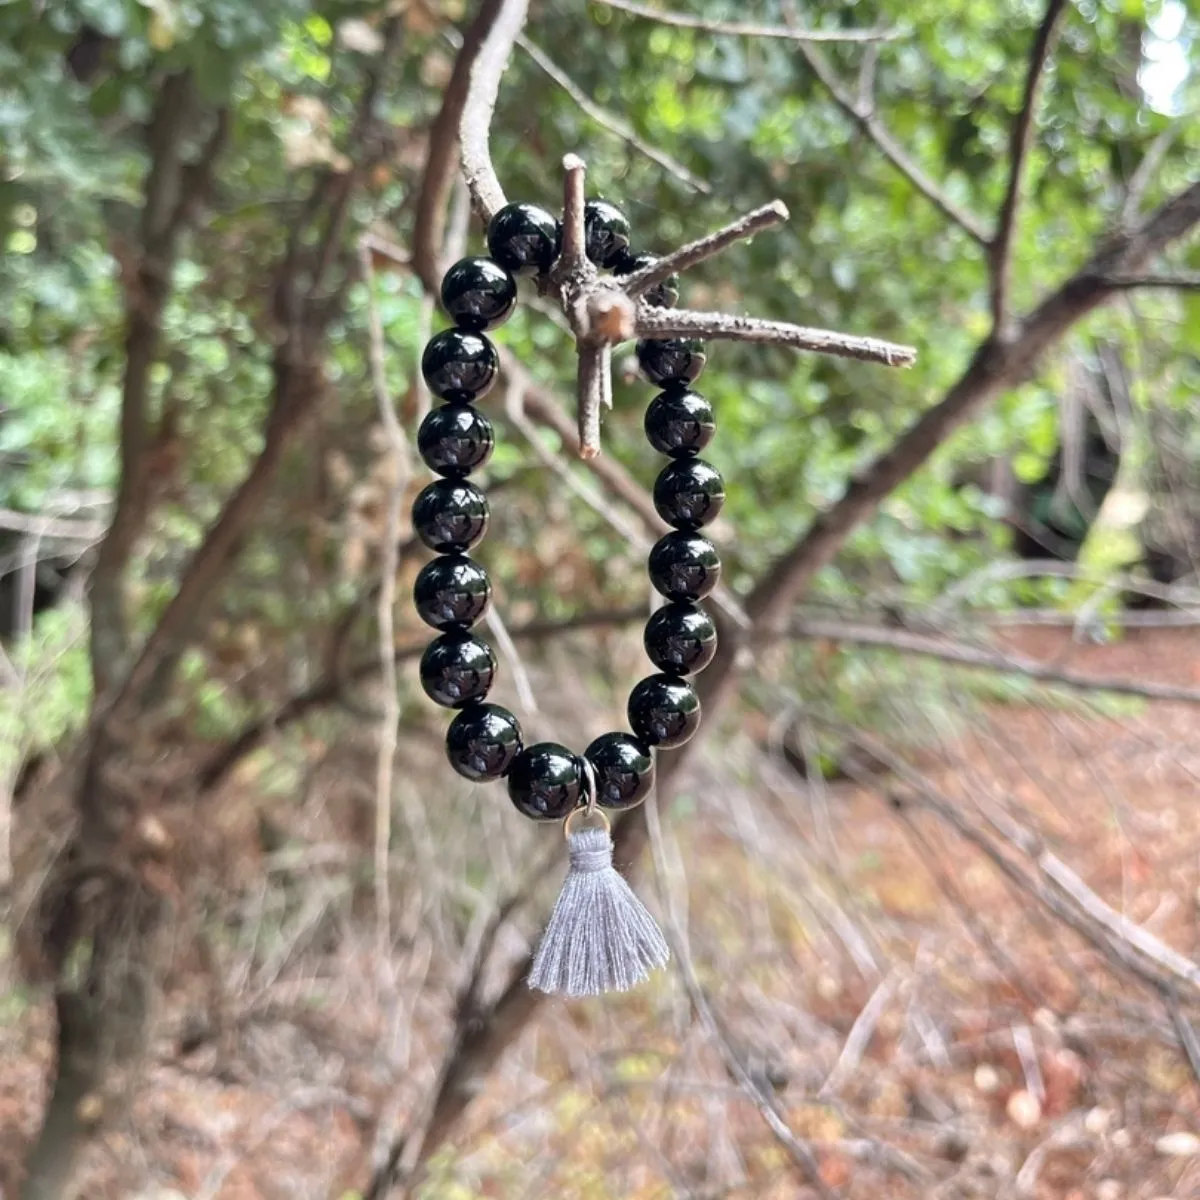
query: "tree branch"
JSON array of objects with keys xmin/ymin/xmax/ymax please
[
  {"xmin": 746, "ymin": 177, "xmax": 1200, "ymax": 633},
  {"xmin": 1095, "ymin": 272, "xmax": 1200, "ymax": 291},
  {"xmin": 90, "ymin": 75, "xmax": 226, "ymax": 696},
  {"xmin": 596, "ymin": 0, "xmax": 896, "ymax": 43},
  {"xmin": 785, "ymin": 615, "xmax": 1200, "ymax": 705},
  {"xmin": 459, "ymin": 0, "xmax": 529, "ymax": 223},
  {"xmin": 636, "ymin": 306, "xmax": 917, "ymax": 367},
  {"xmin": 796, "ymin": 43, "xmax": 991, "ymax": 246},
  {"xmin": 411, "ymin": 0, "xmax": 507, "ymax": 288},
  {"xmin": 517, "ymin": 34, "xmax": 709, "ymax": 193},
  {"xmin": 620, "ymin": 201, "xmax": 789, "ymax": 298},
  {"xmin": 989, "ymin": 0, "xmax": 1068, "ymax": 331}
]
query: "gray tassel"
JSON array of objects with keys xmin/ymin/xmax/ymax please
[{"xmin": 529, "ymin": 824, "xmax": 670, "ymax": 996}]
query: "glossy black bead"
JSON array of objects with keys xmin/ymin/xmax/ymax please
[
  {"xmin": 643, "ymin": 602, "xmax": 717, "ymax": 675},
  {"xmin": 507, "ymin": 741, "xmax": 584, "ymax": 821},
  {"xmin": 585, "ymin": 732, "xmax": 655, "ymax": 811},
  {"xmin": 648, "ymin": 532, "xmax": 721, "ymax": 602},
  {"xmin": 653, "ymin": 458, "xmax": 725, "ymax": 531},
  {"xmin": 486, "ymin": 202, "xmax": 560, "ymax": 275},
  {"xmin": 440, "ymin": 256, "xmax": 517, "ymax": 331},
  {"xmin": 413, "ymin": 554, "xmax": 490, "ymax": 630},
  {"xmin": 417, "ymin": 403, "xmax": 494, "ymax": 478},
  {"xmin": 627, "ymin": 674, "xmax": 701, "ymax": 749},
  {"xmin": 644, "ymin": 388, "xmax": 714, "ymax": 457},
  {"xmin": 636, "ymin": 338, "xmax": 707, "ymax": 387},
  {"xmin": 584, "ymin": 199, "xmax": 631, "ymax": 268},
  {"xmin": 613, "ymin": 249, "xmax": 679, "ymax": 308},
  {"xmin": 411, "ymin": 479, "xmax": 489, "ymax": 553},
  {"xmin": 446, "ymin": 702, "xmax": 523, "ymax": 781},
  {"xmin": 420, "ymin": 630, "xmax": 496, "ymax": 708},
  {"xmin": 421, "ymin": 329, "xmax": 499, "ymax": 402}
]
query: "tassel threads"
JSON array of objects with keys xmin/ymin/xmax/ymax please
[{"xmin": 529, "ymin": 818, "xmax": 670, "ymax": 997}]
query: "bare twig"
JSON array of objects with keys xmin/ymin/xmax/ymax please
[
  {"xmin": 643, "ymin": 790, "xmax": 839, "ymax": 1198},
  {"xmin": 359, "ymin": 241, "xmax": 412, "ymax": 953},
  {"xmin": 517, "ymin": 35, "xmax": 709, "ymax": 192},
  {"xmin": 1121, "ymin": 127, "xmax": 1175, "ymax": 224},
  {"xmin": 795, "ymin": 42, "xmax": 991, "ymax": 245},
  {"xmin": 558, "ymin": 152, "xmax": 588, "ymax": 267},
  {"xmin": 0, "ymin": 509, "xmax": 107, "ymax": 541},
  {"xmin": 637, "ymin": 306, "xmax": 917, "ymax": 368},
  {"xmin": 785, "ymin": 615, "xmax": 1200, "ymax": 704},
  {"xmin": 990, "ymin": 0, "xmax": 1069, "ymax": 330},
  {"xmin": 620, "ymin": 201, "xmax": 789, "ymax": 298},
  {"xmin": 412, "ymin": 0, "xmax": 509, "ymax": 286},
  {"xmin": 1095, "ymin": 272, "xmax": 1200, "ymax": 291},
  {"xmin": 597, "ymin": 0, "xmax": 896, "ymax": 43},
  {"xmin": 459, "ymin": 0, "xmax": 529, "ymax": 223}
]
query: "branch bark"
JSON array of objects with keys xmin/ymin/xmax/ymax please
[
  {"xmin": 411, "ymin": 0, "xmax": 507, "ymax": 287},
  {"xmin": 989, "ymin": 0, "xmax": 1069, "ymax": 330},
  {"xmin": 90, "ymin": 76, "xmax": 227, "ymax": 696}
]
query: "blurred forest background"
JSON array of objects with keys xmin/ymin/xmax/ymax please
[{"xmin": 1, "ymin": 0, "xmax": 1199, "ymax": 1196}]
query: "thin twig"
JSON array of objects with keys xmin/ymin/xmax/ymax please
[
  {"xmin": 0, "ymin": 509, "xmax": 107, "ymax": 541},
  {"xmin": 558, "ymin": 152, "xmax": 588, "ymax": 267},
  {"xmin": 621, "ymin": 201, "xmax": 789, "ymax": 298},
  {"xmin": 637, "ymin": 306, "xmax": 917, "ymax": 368},
  {"xmin": 643, "ymin": 789, "xmax": 839, "ymax": 1199},
  {"xmin": 795, "ymin": 41, "xmax": 991, "ymax": 245},
  {"xmin": 459, "ymin": 0, "xmax": 529, "ymax": 223},
  {"xmin": 359, "ymin": 239, "xmax": 411, "ymax": 954},
  {"xmin": 597, "ymin": 0, "xmax": 896, "ymax": 43},
  {"xmin": 785, "ymin": 614, "xmax": 1200, "ymax": 704},
  {"xmin": 517, "ymin": 35, "xmax": 709, "ymax": 192},
  {"xmin": 989, "ymin": 0, "xmax": 1068, "ymax": 330}
]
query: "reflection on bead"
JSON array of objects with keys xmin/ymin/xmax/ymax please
[
  {"xmin": 420, "ymin": 630, "xmax": 496, "ymax": 708},
  {"xmin": 413, "ymin": 554, "xmax": 490, "ymax": 630},
  {"xmin": 411, "ymin": 479, "xmax": 489, "ymax": 553},
  {"xmin": 421, "ymin": 329, "xmax": 499, "ymax": 402},
  {"xmin": 648, "ymin": 532, "xmax": 721, "ymax": 602},
  {"xmin": 507, "ymin": 741, "xmax": 583, "ymax": 821},
  {"xmin": 486, "ymin": 202, "xmax": 560, "ymax": 275},
  {"xmin": 643, "ymin": 602, "xmax": 717, "ymax": 675},
  {"xmin": 446, "ymin": 702, "xmax": 523, "ymax": 781},
  {"xmin": 417, "ymin": 403, "xmax": 495, "ymax": 478},
  {"xmin": 585, "ymin": 732, "xmax": 655, "ymax": 811},
  {"xmin": 584, "ymin": 199, "xmax": 631, "ymax": 267},
  {"xmin": 613, "ymin": 250, "xmax": 679, "ymax": 308},
  {"xmin": 644, "ymin": 388, "xmax": 714, "ymax": 457},
  {"xmin": 627, "ymin": 674, "xmax": 701, "ymax": 749},
  {"xmin": 653, "ymin": 459, "xmax": 725, "ymax": 531},
  {"xmin": 636, "ymin": 338, "xmax": 707, "ymax": 387},
  {"xmin": 441, "ymin": 256, "xmax": 518, "ymax": 331}
]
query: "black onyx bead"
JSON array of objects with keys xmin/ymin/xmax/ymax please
[
  {"xmin": 636, "ymin": 338, "xmax": 707, "ymax": 387},
  {"xmin": 585, "ymin": 732, "xmax": 655, "ymax": 811},
  {"xmin": 584, "ymin": 199, "xmax": 631, "ymax": 268},
  {"xmin": 446, "ymin": 702, "xmax": 523, "ymax": 781},
  {"xmin": 648, "ymin": 532, "xmax": 721, "ymax": 602},
  {"xmin": 653, "ymin": 458, "xmax": 725, "ymax": 531},
  {"xmin": 643, "ymin": 602, "xmax": 717, "ymax": 676},
  {"xmin": 644, "ymin": 388, "xmax": 714, "ymax": 457},
  {"xmin": 627, "ymin": 674, "xmax": 701, "ymax": 749},
  {"xmin": 417, "ymin": 403, "xmax": 494, "ymax": 478},
  {"xmin": 421, "ymin": 329, "xmax": 499, "ymax": 402},
  {"xmin": 420, "ymin": 630, "xmax": 496, "ymax": 708},
  {"xmin": 613, "ymin": 250, "xmax": 679, "ymax": 308},
  {"xmin": 507, "ymin": 741, "xmax": 583, "ymax": 821},
  {"xmin": 440, "ymin": 256, "xmax": 517, "ymax": 331},
  {"xmin": 412, "ymin": 479, "xmax": 489, "ymax": 553},
  {"xmin": 486, "ymin": 202, "xmax": 560, "ymax": 275},
  {"xmin": 413, "ymin": 554, "xmax": 490, "ymax": 630}
]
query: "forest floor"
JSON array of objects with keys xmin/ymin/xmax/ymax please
[{"xmin": 3, "ymin": 625, "xmax": 1200, "ymax": 1199}]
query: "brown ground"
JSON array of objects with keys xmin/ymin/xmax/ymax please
[{"xmin": 4, "ymin": 626, "xmax": 1200, "ymax": 1199}]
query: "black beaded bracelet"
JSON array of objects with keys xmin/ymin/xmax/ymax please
[{"xmin": 413, "ymin": 198, "xmax": 723, "ymax": 996}]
